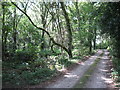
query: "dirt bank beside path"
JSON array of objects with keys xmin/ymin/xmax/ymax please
[{"xmin": 45, "ymin": 50, "xmax": 103, "ymax": 88}]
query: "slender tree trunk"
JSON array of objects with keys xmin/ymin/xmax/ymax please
[
  {"xmin": 13, "ymin": 8, "xmax": 17, "ymax": 51},
  {"xmin": 41, "ymin": 4, "xmax": 48, "ymax": 50},
  {"xmin": 75, "ymin": 2, "xmax": 81, "ymax": 32},
  {"xmin": 93, "ymin": 29, "xmax": 96, "ymax": 50},
  {"xmin": 41, "ymin": 31, "xmax": 45, "ymax": 50},
  {"xmin": 57, "ymin": 10, "xmax": 63, "ymax": 52},
  {"xmin": 89, "ymin": 40, "xmax": 92, "ymax": 53},
  {"xmin": 88, "ymin": 35, "xmax": 92, "ymax": 54},
  {"xmin": 60, "ymin": 2, "xmax": 72, "ymax": 58},
  {"xmin": 88, "ymin": 19, "xmax": 92, "ymax": 54},
  {"xmin": 2, "ymin": 3, "xmax": 5, "ymax": 60},
  {"xmin": 75, "ymin": 2, "xmax": 81, "ymax": 55},
  {"xmin": 41, "ymin": 15, "xmax": 46, "ymax": 50}
]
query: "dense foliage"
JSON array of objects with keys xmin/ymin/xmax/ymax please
[
  {"xmin": 1, "ymin": 1, "xmax": 119, "ymax": 87},
  {"xmin": 100, "ymin": 2, "xmax": 120, "ymax": 87}
]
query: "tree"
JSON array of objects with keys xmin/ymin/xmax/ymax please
[
  {"xmin": 11, "ymin": 2, "xmax": 73, "ymax": 58},
  {"xmin": 60, "ymin": 2, "xmax": 73, "ymax": 58},
  {"xmin": 2, "ymin": 2, "xmax": 6, "ymax": 60},
  {"xmin": 100, "ymin": 2, "xmax": 120, "ymax": 58}
]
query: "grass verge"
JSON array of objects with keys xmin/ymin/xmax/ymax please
[{"xmin": 74, "ymin": 52, "xmax": 103, "ymax": 88}]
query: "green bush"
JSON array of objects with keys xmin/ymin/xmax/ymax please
[
  {"xmin": 3, "ymin": 67, "xmax": 55, "ymax": 86},
  {"xmin": 96, "ymin": 42, "xmax": 108, "ymax": 49},
  {"xmin": 21, "ymin": 68, "xmax": 55, "ymax": 85},
  {"xmin": 58, "ymin": 58, "xmax": 72, "ymax": 67},
  {"xmin": 58, "ymin": 59, "xmax": 68, "ymax": 65},
  {"xmin": 15, "ymin": 50, "xmax": 37, "ymax": 62},
  {"xmin": 111, "ymin": 57, "xmax": 120, "ymax": 87},
  {"xmin": 30, "ymin": 58, "xmax": 47, "ymax": 68},
  {"xmin": 39, "ymin": 50, "xmax": 53, "ymax": 57}
]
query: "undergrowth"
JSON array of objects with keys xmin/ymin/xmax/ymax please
[
  {"xmin": 2, "ymin": 61, "xmax": 56, "ymax": 87},
  {"xmin": 111, "ymin": 57, "xmax": 120, "ymax": 87},
  {"xmin": 109, "ymin": 49, "xmax": 120, "ymax": 87},
  {"xmin": 2, "ymin": 49, "xmax": 98, "ymax": 87}
]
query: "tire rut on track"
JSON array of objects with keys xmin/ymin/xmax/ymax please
[{"xmin": 84, "ymin": 50, "xmax": 114, "ymax": 88}]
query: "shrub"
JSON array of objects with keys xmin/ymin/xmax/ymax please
[
  {"xmin": 58, "ymin": 58, "xmax": 72, "ymax": 67},
  {"xmin": 15, "ymin": 50, "xmax": 37, "ymax": 62},
  {"xmin": 39, "ymin": 50, "xmax": 53, "ymax": 57},
  {"xmin": 3, "ymin": 67, "xmax": 55, "ymax": 86}
]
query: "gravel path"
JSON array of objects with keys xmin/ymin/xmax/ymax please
[
  {"xmin": 46, "ymin": 50, "xmax": 103, "ymax": 88},
  {"xmin": 84, "ymin": 50, "xmax": 114, "ymax": 88}
]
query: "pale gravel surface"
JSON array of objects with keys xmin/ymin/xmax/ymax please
[
  {"xmin": 84, "ymin": 50, "xmax": 114, "ymax": 88},
  {"xmin": 46, "ymin": 50, "xmax": 103, "ymax": 88}
]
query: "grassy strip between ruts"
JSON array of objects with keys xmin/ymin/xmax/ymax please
[{"xmin": 73, "ymin": 52, "xmax": 104, "ymax": 88}]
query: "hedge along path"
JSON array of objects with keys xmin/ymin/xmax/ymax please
[{"xmin": 46, "ymin": 50, "xmax": 103, "ymax": 88}]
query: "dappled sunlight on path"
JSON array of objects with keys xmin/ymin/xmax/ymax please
[
  {"xmin": 84, "ymin": 50, "xmax": 114, "ymax": 88},
  {"xmin": 46, "ymin": 50, "xmax": 103, "ymax": 88}
]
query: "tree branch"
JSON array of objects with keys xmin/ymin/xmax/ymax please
[
  {"xmin": 12, "ymin": 2, "xmax": 51, "ymax": 38},
  {"xmin": 11, "ymin": 2, "xmax": 69, "ymax": 55}
]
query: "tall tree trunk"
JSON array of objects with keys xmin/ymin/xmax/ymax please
[
  {"xmin": 57, "ymin": 9, "xmax": 63, "ymax": 52},
  {"xmin": 88, "ymin": 19, "xmax": 92, "ymax": 54},
  {"xmin": 93, "ymin": 29, "xmax": 96, "ymax": 50},
  {"xmin": 41, "ymin": 15, "xmax": 46, "ymax": 50},
  {"xmin": 89, "ymin": 40, "xmax": 92, "ymax": 54},
  {"xmin": 2, "ymin": 3, "xmax": 5, "ymax": 60},
  {"xmin": 41, "ymin": 5, "xmax": 47, "ymax": 50},
  {"xmin": 13, "ymin": 7, "xmax": 17, "ymax": 52},
  {"xmin": 60, "ymin": 2, "xmax": 73, "ymax": 58},
  {"xmin": 41, "ymin": 31, "xmax": 45, "ymax": 50},
  {"xmin": 75, "ymin": 2, "xmax": 81, "ymax": 55},
  {"xmin": 75, "ymin": 2, "xmax": 81, "ymax": 32}
]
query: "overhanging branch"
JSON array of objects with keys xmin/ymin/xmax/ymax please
[{"xmin": 11, "ymin": 2, "xmax": 69, "ymax": 55}]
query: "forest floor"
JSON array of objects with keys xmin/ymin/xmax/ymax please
[{"xmin": 29, "ymin": 49, "xmax": 115, "ymax": 88}]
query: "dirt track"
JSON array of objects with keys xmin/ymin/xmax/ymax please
[
  {"xmin": 30, "ymin": 49, "xmax": 114, "ymax": 88},
  {"xmin": 84, "ymin": 50, "xmax": 114, "ymax": 88},
  {"xmin": 46, "ymin": 50, "xmax": 103, "ymax": 88}
]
